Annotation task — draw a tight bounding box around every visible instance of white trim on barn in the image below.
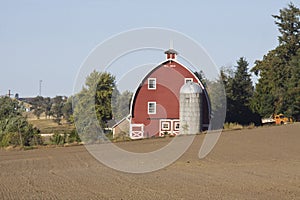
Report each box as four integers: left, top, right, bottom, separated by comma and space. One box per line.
129, 58, 209, 118
112, 115, 131, 138
147, 102, 156, 114
147, 78, 156, 90
130, 124, 144, 139
159, 119, 180, 136
184, 78, 193, 84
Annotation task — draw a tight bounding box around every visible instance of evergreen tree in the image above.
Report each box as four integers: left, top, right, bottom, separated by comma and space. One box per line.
285, 49, 300, 120
205, 73, 227, 130
251, 3, 300, 118
229, 58, 253, 106
224, 58, 260, 125
194, 70, 207, 87
273, 3, 300, 59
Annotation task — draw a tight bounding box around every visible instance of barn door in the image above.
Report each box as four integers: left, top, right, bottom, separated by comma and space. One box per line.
130, 124, 144, 139
159, 119, 180, 136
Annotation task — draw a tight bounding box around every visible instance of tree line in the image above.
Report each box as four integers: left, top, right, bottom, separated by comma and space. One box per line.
0, 97, 43, 147
1, 3, 299, 147
251, 3, 300, 121
74, 2, 300, 131
219, 3, 300, 125
27, 95, 73, 124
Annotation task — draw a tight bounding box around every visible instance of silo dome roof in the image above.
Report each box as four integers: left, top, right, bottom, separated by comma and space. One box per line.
180, 82, 202, 94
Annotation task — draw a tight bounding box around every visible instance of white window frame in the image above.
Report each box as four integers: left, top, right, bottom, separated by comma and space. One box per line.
147, 101, 156, 115
148, 102, 156, 114
185, 78, 193, 84
148, 78, 156, 90
161, 122, 170, 130
174, 121, 180, 131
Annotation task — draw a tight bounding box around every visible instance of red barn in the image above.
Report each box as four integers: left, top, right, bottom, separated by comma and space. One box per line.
126, 49, 210, 139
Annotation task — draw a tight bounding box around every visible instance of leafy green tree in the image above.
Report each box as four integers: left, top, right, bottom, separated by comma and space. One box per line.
67, 129, 81, 143
93, 71, 115, 127
31, 96, 44, 119
73, 70, 115, 143
30, 96, 54, 119
0, 96, 20, 118
0, 97, 42, 147
62, 97, 73, 123
50, 132, 66, 145
51, 96, 65, 125
43, 97, 52, 119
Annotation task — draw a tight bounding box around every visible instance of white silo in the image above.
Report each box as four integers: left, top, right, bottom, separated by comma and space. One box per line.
179, 82, 202, 134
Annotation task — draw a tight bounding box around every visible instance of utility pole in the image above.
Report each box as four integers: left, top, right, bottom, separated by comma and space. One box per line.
39, 80, 42, 96
7, 89, 13, 97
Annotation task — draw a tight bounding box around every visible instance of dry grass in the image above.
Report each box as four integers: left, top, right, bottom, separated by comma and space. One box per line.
29, 119, 75, 135
223, 122, 243, 130
223, 122, 258, 131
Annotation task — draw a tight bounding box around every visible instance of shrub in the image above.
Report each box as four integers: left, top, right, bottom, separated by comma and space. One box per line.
50, 132, 66, 145
67, 129, 81, 143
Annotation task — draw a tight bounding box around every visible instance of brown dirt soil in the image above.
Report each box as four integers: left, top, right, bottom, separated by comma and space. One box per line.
0, 123, 299, 199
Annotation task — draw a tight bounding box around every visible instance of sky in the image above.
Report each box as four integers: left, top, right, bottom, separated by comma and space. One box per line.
0, 0, 295, 97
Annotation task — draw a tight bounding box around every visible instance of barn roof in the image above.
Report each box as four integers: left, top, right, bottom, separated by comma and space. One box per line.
129, 58, 207, 118
111, 115, 130, 128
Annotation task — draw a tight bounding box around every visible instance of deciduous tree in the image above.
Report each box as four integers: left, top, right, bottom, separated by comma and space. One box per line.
73, 70, 115, 143
0, 97, 42, 147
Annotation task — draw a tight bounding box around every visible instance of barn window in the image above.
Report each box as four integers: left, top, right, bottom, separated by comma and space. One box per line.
148, 78, 156, 90
174, 122, 180, 130
161, 121, 170, 130
185, 78, 193, 84
148, 102, 156, 114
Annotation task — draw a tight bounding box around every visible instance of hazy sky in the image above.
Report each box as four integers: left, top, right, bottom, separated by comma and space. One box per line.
0, 0, 294, 97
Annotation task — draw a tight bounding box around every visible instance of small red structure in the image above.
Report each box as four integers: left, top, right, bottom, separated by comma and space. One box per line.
126, 49, 210, 139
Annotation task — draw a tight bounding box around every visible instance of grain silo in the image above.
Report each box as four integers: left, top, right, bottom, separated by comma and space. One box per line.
179, 82, 202, 134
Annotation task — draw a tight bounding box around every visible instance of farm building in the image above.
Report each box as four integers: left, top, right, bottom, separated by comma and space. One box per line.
113, 48, 211, 139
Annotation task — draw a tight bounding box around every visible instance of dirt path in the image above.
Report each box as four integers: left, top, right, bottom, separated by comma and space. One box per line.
0, 124, 299, 199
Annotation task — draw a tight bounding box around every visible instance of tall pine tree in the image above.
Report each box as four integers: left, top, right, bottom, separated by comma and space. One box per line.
285, 49, 300, 120
251, 3, 300, 118
229, 58, 253, 106
224, 58, 260, 125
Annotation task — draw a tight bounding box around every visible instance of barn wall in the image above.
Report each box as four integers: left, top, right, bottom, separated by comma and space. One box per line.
113, 119, 130, 138
131, 61, 207, 136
